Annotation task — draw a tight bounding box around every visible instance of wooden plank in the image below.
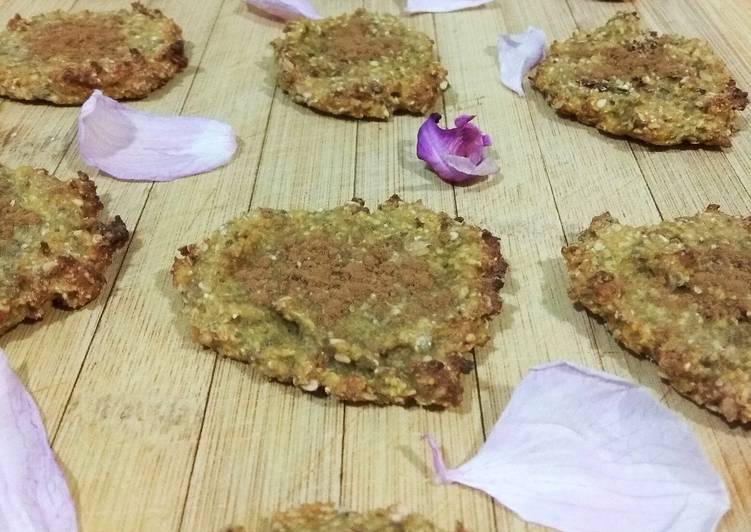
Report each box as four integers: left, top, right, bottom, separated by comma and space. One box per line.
637, 0, 751, 201
338, 4, 498, 531
564, 0, 751, 218
668, 6, 751, 517
0, 0, 94, 431
554, 3, 751, 530
179, 2, 361, 530
430, 2, 628, 530
2, 0, 751, 528
46, 0, 234, 530
609, 2, 751, 528
668, 0, 751, 211
565, 0, 751, 198
0, 0, 103, 171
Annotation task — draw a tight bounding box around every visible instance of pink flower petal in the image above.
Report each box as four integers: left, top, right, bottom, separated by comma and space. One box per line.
444, 154, 499, 176
245, 0, 320, 21
416, 114, 498, 184
498, 27, 546, 96
0, 350, 77, 532
406, 0, 493, 14
78, 90, 237, 182
422, 434, 451, 484
425, 362, 730, 532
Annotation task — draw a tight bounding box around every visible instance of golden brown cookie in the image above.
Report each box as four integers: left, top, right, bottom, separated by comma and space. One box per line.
271, 9, 447, 119
171, 196, 506, 407
563, 206, 751, 423
0, 165, 128, 334
0, 3, 186, 104
268, 502, 466, 532
532, 12, 748, 146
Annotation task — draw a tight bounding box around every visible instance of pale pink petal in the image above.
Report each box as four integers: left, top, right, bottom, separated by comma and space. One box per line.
245, 0, 320, 20
0, 350, 77, 532
444, 154, 499, 176
78, 90, 237, 182
425, 362, 730, 532
406, 0, 493, 14
423, 434, 451, 484
416, 114, 498, 184
498, 27, 546, 96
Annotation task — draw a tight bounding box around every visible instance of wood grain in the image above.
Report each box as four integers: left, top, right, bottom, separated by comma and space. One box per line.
181, 2, 360, 530
0, 0, 749, 530
340, 4, 497, 531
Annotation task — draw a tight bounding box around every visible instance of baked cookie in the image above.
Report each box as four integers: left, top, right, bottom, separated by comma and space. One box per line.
172, 196, 506, 407
0, 165, 128, 334
563, 206, 751, 422
532, 12, 748, 146
265, 503, 466, 532
271, 9, 447, 119
0, 3, 186, 104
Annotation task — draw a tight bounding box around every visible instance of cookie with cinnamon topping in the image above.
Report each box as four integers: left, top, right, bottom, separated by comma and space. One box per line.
271, 9, 447, 119
532, 12, 748, 146
171, 196, 506, 407
0, 165, 128, 334
563, 206, 751, 423
0, 3, 186, 104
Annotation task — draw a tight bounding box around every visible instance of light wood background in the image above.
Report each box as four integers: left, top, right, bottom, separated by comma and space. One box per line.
1, 0, 750, 530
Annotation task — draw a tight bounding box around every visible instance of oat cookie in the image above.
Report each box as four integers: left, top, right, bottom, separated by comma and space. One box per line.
267, 502, 466, 532
271, 9, 447, 119
0, 165, 128, 334
172, 196, 506, 407
532, 12, 748, 146
0, 3, 186, 104
563, 206, 751, 422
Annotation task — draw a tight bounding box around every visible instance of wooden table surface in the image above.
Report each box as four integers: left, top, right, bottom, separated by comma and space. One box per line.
2, 0, 751, 530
